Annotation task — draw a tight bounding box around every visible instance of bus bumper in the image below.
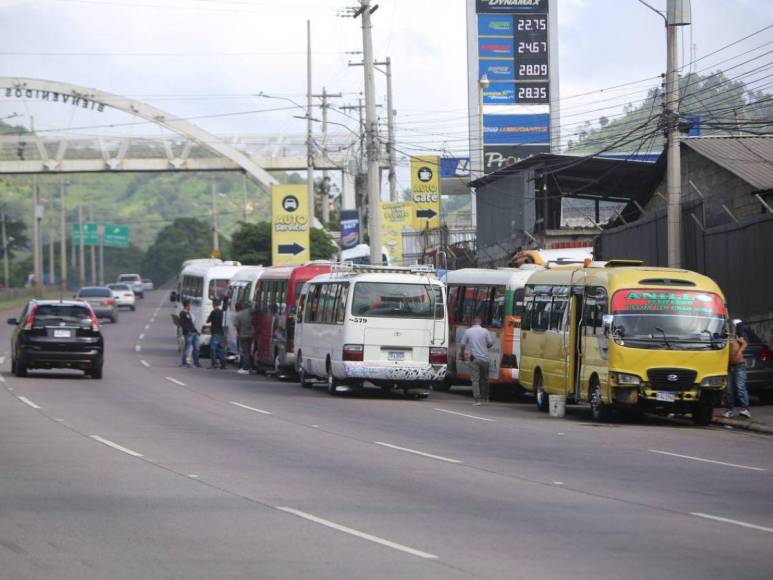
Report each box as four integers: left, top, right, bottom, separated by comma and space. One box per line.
338, 362, 447, 384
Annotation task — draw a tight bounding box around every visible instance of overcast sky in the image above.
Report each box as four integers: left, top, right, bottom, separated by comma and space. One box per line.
1, 0, 771, 162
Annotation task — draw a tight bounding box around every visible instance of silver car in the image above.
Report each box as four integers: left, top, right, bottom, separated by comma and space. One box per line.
76, 287, 119, 323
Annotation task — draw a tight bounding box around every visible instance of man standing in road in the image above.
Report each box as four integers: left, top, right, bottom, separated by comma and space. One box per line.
179, 299, 201, 368
207, 299, 227, 370
724, 319, 751, 419
460, 316, 494, 406
234, 301, 254, 375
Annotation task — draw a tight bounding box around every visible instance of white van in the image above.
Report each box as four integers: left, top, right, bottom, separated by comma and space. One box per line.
340, 244, 392, 266
177, 260, 242, 354
294, 264, 447, 398
224, 265, 264, 355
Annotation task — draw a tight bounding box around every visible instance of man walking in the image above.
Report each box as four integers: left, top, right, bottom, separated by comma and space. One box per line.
207, 299, 227, 370
460, 316, 494, 406
179, 300, 201, 368
234, 301, 254, 375
724, 319, 751, 419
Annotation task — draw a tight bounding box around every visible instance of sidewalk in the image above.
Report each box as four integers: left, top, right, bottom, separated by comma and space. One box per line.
712, 397, 773, 435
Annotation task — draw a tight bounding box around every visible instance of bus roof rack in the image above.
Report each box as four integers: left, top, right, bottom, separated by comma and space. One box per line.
331, 262, 437, 276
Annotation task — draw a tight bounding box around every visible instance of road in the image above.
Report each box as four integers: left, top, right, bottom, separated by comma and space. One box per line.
1, 294, 772, 579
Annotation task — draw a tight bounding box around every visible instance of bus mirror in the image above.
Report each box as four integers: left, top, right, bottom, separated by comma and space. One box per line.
602, 315, 614, 333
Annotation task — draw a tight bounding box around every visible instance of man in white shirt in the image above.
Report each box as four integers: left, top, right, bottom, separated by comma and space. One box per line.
460, 316, 494, 405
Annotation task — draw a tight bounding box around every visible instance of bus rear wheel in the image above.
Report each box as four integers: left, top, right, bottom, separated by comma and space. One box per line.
534, 373, 549, 412
327, 365, 339, 396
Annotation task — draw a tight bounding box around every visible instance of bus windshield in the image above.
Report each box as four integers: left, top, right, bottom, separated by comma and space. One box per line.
610, 289, 726, 349
352, 282, 444, 319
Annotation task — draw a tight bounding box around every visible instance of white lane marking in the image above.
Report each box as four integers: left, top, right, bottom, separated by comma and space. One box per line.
188, 474, 199, 478
0, 375, 6, 383
649, 449, 766, 472
230, 401, 272, 415
276, 507, 439, 560
17, 396, 41, 409
135, 345, 141, 352
140, 359, 150, 368
89, 435, 144, 458
374, 442, 461, 464
138, 334, 145, 341
165, 377, 186, 387
144, 324, 150, 331
0, 356, 5, 365
553, 481, 564, 486
434, 408, 495, 422
691, 512, 773, 534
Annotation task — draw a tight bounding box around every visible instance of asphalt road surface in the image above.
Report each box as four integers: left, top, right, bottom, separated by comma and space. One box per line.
1, 295, 772, 579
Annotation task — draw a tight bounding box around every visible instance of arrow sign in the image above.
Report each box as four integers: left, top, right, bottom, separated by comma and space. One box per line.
278, 242, 306, 256
416, 208, 438, 220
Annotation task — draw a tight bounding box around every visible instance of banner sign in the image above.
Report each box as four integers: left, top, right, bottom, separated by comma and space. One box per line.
483, 113, 550, 145
440, 158, 471, 178
611, 290, 725, 316
476, 0, 549, 13
103, 224, 129, 248
381, 201, 413, 265
483, 144, 549, 173
271, 184, 310, 266
410, 156, 441, 229
339, 209, 360, 250
72, 223, 99, 246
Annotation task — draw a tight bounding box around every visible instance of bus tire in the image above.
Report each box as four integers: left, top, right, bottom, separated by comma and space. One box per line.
298, 355, 313, 388
590, 378, 611, 422
327, 363, 339, 396
433, 378, 452, 392
534, 372, 549, 412
691, 402, 713, 426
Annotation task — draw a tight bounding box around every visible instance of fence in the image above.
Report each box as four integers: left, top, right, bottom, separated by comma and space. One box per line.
596, 205, 773, 342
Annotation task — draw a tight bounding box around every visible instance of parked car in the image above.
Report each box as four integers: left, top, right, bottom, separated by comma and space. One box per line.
117, 273, 144, 299
741, 325, 773, 404
76, 287, 119, 323
142, 278, 154, 292
107, 283, 136, 311
8, 300, 104, 378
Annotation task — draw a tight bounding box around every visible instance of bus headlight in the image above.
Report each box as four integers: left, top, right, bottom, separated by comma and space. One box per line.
610, 372, 642, 386
700, 375, 726, 388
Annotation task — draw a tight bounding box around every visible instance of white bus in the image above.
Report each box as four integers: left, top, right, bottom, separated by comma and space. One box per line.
293, 264, 447, 399
442, 267, 540, 393
340, 244, 392, 266
177, 260, 242, 355
224, 265, 264, 355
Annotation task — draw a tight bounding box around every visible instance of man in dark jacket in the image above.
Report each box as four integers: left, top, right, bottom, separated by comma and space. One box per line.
179, 300, 201, 368
207, 299, 227, 369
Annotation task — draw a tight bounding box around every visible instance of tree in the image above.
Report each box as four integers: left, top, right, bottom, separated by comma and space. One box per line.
140, 218, 213, 284
230, 221, 271, 266
310, 227, 337, 260
2, 217, 29, 259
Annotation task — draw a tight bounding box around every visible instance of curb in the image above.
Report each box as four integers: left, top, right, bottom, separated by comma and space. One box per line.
712, 416, 773, 435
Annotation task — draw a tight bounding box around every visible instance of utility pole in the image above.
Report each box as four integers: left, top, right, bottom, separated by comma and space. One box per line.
665, 0, 690, 268
48, 187, 55, 287
306, 19, 315, 224
354, 0, 383, 265
1, 205, 9, 289
88, 204, 96, 285
210, 175, 220, 256
312, 87, 342, 224
380, 58, 397, 202
78, 202, 85, 289
32, 176, 42, 297
98, 225, 104, 286
59, 176, 67, 292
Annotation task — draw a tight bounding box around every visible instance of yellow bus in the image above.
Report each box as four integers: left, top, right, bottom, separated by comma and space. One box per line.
519, 260, 729, 425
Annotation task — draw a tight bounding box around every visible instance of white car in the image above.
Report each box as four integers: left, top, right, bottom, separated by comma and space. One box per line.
142, 278, 154, 291
107, 283, 136, 310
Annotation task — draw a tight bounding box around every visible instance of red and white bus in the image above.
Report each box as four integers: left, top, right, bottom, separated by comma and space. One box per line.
440, 267, 540, 394
252, 261, 332, 374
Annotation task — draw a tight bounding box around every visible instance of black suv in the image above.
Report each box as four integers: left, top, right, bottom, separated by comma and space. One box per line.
9, 300, 104, 379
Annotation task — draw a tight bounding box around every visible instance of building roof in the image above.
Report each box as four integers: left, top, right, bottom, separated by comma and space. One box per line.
682, 136, 773, 191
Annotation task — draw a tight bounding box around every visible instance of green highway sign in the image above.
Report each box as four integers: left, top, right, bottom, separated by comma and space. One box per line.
72, 223, 99, 246
103, 224, 129, 248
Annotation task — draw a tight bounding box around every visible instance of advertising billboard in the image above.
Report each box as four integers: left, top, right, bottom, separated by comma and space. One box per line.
339, 209, 360, 250
410, 156, 441, 229
271, 184, 310, 266
483, 113, 550, 145
381, 201, 413, 265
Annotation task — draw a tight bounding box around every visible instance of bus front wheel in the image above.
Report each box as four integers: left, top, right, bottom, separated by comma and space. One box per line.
590, 379, 611, 422
535, 372, 549, 413
692, 402, 714, 426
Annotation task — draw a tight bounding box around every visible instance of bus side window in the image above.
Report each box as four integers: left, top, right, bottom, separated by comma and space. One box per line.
296, 292, 306, 323
320, 284, 335, 324
334, 283, 349, 324
461, 286, 477, 325
491, 286, 506, 328
532, 295, 552, 332
307, 285, 321, 322
522, 297, 533, 331
447, 287, 458, 323
476, 286, 493, 325
549, 298, 567, 331
513, 288, 526, 318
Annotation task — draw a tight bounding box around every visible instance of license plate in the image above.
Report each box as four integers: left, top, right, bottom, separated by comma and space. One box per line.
388, 351, 405, 361
53, 329, 72, 338
656, 391, 676, 403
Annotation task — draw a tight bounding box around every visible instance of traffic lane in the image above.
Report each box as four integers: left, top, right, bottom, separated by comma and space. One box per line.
131, 313, 773, 533
0, 382, 463, 579
8, 369, 773, 580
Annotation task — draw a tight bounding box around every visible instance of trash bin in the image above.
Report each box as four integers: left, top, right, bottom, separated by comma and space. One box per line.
549, 394, 566, 418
